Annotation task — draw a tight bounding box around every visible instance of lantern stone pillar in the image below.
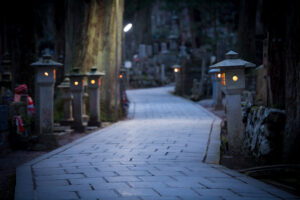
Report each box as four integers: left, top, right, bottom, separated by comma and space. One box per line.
58, 77, 74, 126
0, 53, 13, 104
69, 68, 87, 132
30, 50, 62, 135
87, 67, 105, 127
209, 68, 223, 110
210, 51, 255, 153
161, 64, 166, 84
172, 64, 181, 95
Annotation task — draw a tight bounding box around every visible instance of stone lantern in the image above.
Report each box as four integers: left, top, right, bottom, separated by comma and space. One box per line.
69, 68, 87, 132
208, 68, 222, 109
30, 50, 62, 135
86, 67, 105, 127
0, 53, 13, 104
1, 53, 12, 86
58, 77, 74, 126
210, 50, 255, 153
172, 64, 181, 94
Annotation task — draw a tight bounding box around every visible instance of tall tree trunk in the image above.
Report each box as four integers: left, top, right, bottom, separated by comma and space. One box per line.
65, 0, 124, 121
237, 0, 257, 62
283, 1, 300, 163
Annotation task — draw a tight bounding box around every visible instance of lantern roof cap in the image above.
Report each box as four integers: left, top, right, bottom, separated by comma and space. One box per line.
209, 50, 255, 69
86, 66, 105, 76
1, 52, 11, 65
208, 68, 220, 73
58, 77, 70, 88
172, 64, 181, 69
30, 49, 63, 67
68, 67, 86, 77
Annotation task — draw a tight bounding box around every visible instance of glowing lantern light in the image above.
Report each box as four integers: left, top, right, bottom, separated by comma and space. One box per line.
232, 75, 238, 82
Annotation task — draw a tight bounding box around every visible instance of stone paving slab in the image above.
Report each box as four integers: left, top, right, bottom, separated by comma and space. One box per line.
15, 86, 300, 200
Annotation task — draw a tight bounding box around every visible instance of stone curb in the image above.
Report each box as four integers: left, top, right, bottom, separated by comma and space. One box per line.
170, 93, 222, 164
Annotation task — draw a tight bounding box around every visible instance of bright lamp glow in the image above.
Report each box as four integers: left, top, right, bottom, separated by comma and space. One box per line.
232, 75, 238, 82
74, 81, 79, 86
91, 80, 96, 84
123, 23, 132, 32
44, 72, 49, 76
174, 68, 179, 73
217, 73, 222, 78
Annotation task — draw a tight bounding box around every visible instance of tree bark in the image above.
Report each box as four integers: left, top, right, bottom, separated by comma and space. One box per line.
237, 0, 257, 62
65, 0, 124, 120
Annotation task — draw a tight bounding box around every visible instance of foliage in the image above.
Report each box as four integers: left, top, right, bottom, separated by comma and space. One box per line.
100, 102, 114, 122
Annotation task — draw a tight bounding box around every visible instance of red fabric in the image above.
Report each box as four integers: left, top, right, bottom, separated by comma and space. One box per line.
15, 84, 28, 94
16, 116, 25, 133
14, 84, 35, 114
27, 96, 35, 114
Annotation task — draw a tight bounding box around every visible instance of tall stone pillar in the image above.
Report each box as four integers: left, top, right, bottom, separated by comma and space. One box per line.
69, 68, 87, 132
30, 50, 62, 135
87, 67, 105, 127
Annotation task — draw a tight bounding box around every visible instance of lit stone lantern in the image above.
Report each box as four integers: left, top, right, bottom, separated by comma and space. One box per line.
69, 68, 87, 132
172, 64, 181, 94
208, 68, 222, 109
86, 67, 105, 127
58, 77, 74, 125
0, 53, 13, 104
30, 50, 62, 135
210, 50, 255, 153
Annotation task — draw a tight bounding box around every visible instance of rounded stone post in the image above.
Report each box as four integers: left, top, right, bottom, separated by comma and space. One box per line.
30, 49, 62, 135
58, 77, 74, 125
69, 68, 87, 132
87, 67, 105, 127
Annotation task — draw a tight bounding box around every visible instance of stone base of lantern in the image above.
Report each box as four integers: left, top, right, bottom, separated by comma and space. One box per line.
214, 104, 223, 110
59, 119, 74, 126
37, 134, 59, 149
88, 120, 101, 127
83, 114, 89, 124
71, 122, 87, 133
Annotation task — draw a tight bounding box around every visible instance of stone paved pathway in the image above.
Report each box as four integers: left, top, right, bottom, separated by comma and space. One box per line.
15, 86, 299, 200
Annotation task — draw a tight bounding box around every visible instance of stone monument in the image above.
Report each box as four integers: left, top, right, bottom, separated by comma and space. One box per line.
210, 51, 255, 153
87, 67, 105, 127
69, 68, 87, 132
30, 49, 62, 135
209, 68, 223, 109
58, 77, 74, 125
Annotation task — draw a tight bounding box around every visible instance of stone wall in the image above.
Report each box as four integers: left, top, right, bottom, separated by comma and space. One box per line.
242, 105, 286, 162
